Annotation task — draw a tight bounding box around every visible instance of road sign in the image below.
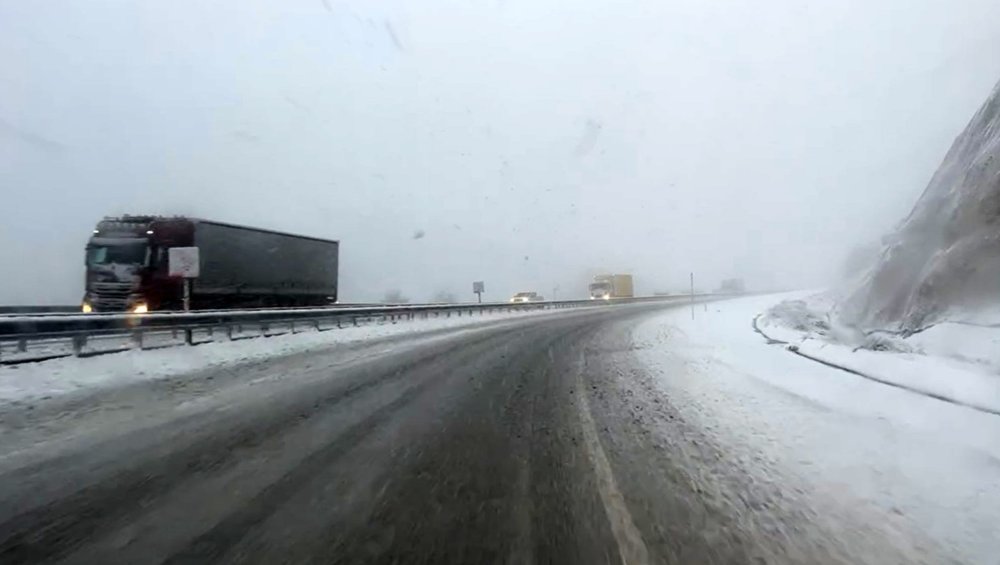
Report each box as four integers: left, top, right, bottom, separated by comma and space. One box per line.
169, 247, 200, 311
473, 281, 485, 293
168, 247, 200, 278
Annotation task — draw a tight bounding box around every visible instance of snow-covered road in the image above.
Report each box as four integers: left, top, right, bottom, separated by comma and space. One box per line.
631, 293, 1000, 563
0, 295, 995, 563
0, 306, 570, 406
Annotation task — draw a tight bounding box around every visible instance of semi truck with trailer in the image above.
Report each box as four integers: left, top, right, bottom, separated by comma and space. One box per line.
82, 215, 339, 312
588, 274, 634, 300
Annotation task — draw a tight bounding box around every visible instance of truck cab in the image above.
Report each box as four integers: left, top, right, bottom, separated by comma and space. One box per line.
589, 281, 613, 300
82, 216, 192, 313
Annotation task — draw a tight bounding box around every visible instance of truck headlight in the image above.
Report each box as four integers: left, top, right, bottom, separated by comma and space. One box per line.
130, 303, 149, 314
82, 302, 93, 313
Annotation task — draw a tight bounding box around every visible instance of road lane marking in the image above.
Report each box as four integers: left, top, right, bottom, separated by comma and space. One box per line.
574, 353, 650, 565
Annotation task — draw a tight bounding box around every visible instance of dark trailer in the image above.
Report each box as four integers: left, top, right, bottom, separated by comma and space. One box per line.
83, 216, 339, 312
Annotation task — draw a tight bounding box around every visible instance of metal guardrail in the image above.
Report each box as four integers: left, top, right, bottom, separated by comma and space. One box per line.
0, 297, 692, 365
0, 305, 79, 315
0, 303, 398, 318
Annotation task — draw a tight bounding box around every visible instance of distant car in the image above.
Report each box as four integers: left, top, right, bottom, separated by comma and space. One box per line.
510, 291, 544, 303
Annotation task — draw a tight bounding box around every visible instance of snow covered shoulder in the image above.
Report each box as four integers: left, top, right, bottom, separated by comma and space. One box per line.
758, 293, 1000, 415
632, 293, 1000, 563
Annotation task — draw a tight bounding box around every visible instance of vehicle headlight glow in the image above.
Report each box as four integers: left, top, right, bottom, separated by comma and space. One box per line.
130, 303, 149, 314
82, 302, 93, 313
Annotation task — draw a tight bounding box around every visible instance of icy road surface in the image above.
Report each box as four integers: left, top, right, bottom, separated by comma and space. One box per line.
0, 306, 569, 405
0, 296, 994, 563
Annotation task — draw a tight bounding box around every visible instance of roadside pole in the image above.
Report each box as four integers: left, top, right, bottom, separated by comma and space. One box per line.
183, 279, 192, 312
690, 272, 695, 320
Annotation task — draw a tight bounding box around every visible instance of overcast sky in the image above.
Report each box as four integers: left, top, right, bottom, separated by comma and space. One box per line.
2, 0, 999, 303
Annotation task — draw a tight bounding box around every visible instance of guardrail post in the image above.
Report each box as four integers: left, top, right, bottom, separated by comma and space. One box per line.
17, 338, 27, 353
184, 328, 194, 346
72, 334, 87, 356
290, 321, 298, 334
132, 330, 144, 350
227, 325, 234, 341
261, 324, 269, 337
352, 316, 358, 327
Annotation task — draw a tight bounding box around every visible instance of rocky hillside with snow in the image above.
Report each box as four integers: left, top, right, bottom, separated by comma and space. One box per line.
840, 80, 1000, 332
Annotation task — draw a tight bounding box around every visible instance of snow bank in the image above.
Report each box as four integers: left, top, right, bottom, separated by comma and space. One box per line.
760, 293, 1000, 414
908, 323, 1000, 368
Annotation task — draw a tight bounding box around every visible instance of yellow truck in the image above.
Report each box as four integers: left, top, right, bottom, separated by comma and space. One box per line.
589, 274, 634, 300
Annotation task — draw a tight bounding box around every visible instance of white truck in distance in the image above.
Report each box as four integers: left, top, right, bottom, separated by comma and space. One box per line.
589, 274, 634, 300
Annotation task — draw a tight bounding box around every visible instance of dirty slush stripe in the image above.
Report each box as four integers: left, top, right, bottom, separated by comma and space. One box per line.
574, 351, 650, 565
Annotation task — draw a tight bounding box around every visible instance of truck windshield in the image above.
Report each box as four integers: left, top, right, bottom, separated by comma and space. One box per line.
87, 243, 149, 266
